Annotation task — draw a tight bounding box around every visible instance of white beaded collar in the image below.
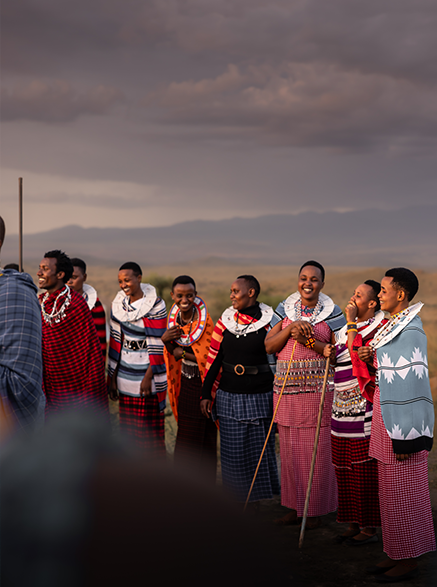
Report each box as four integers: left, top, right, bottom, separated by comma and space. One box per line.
221, 303, 273, 336
336, 310, 385, 345
370, 302, 423, 350
82, 283, 97, 311
112, 283, 157, 323
283, 291, 335, 325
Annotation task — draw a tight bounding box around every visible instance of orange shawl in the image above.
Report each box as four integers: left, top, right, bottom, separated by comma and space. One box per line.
164, 312, 215, 421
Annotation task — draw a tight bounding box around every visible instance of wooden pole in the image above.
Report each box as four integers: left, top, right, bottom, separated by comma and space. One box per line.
298, 357, 331, 548
243, 340, 297, 511
18, 178, 23, 272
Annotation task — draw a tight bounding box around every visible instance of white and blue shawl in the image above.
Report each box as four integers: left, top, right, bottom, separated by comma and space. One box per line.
374, 303, 434, 454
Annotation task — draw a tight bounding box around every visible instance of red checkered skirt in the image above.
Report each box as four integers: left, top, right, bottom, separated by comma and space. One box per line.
331, 436, 380, 527
278, 423, 337, 517
119, 393, 165, 455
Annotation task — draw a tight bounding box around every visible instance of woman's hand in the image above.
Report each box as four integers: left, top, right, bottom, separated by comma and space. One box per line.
290, 320, 314, 339
161, 325, 182, 343
108, 376, 118, 401
323, 343, 336, 362
395, 453, 411, 461
345, 300, 358, 323
200, 399, 211, 418
357, 346, 374, 364
140, 367, 153, 397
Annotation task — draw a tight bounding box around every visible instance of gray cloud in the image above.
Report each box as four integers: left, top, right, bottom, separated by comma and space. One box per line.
1, 80, 124, 122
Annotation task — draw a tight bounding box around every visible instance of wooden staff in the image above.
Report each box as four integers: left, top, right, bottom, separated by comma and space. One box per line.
18, 178, 23, 272
243, 340, 297, 511
298, 357, 331, 548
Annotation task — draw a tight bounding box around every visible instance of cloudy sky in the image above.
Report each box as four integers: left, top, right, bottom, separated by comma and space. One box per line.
1, 0, 436, 234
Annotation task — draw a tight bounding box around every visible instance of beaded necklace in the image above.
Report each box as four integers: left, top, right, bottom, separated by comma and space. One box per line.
294, 298, 323, 324
370, 307, 410, 349
177, 306, 197, 345
234, 313, 256, 338
41, 285, 72, 326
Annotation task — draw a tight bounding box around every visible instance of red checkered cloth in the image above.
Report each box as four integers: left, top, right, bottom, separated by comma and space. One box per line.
369, 386, 435, 558
40, 289, 108, 418
119, 392, 165, 455
91, 298, 107, 359
277, 423, 337, 517
332, 435, 380, 527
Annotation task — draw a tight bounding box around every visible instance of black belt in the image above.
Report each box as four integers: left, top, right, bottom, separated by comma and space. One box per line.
222, 362, 271, 376
123, 339, 147, 351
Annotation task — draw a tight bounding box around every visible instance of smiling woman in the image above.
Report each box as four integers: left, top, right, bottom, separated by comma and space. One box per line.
266, 261, 346, 527
200, 275, 279, 506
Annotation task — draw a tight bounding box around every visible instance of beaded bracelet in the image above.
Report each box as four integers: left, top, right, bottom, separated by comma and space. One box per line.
305, 336, 316, 349
181, 349, 186, 360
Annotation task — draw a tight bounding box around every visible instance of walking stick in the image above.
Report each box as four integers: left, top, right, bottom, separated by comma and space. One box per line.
298, 357, 331, 548
243, 340, 297, 511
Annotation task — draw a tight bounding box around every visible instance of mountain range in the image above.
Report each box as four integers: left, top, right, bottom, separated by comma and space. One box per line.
2, 205, 436, 268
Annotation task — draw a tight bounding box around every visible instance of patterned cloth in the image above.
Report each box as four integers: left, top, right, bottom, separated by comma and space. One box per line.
91, 299, 107, 359
164, 309, 214, 421
119, 393, 165, 455
39, 288, 108, 418
108, 290, 167, 412
0, 269, 45, 432
274, 311, 338, 517
213, 388, 280, 502
331, 436, 381, 527
331, 315, 384, 528
374, 310, 433, 454
370, 386, 435, 559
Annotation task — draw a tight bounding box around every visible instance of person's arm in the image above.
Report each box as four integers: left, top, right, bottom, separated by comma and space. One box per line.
140, 364, 153, 397
265, 320, 314, 354
200, 348, 223, 418
162, 326, 197, 362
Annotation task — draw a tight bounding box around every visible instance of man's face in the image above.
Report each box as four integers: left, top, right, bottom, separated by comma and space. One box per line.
37, 257, 64, 293
378, 276, 404, 315
67, 267, 86, 294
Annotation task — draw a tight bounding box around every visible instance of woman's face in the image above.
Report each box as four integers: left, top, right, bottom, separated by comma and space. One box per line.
230, 278, 255, 311
297, 265, 324, 306
349, 283, 376, 319
118, 270, 142, 301
171, 283, 196, 314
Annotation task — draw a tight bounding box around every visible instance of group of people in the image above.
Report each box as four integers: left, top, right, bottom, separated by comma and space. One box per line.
1, 213, 435, 583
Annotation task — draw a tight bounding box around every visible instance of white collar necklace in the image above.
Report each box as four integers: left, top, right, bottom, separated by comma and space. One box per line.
40, 285, 72, 326
221, 303, 273, 337
370, 302, 423, 350
283, 291, 334, 325
112, 283, 157, 323
82, 283, 97, 311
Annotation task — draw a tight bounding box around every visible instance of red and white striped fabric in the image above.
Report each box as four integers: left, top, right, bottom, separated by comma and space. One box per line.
370, 387, 436, 559
278, 424, 337, 516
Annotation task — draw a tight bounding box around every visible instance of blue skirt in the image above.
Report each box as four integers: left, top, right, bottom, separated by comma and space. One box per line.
213, 389, 280, 503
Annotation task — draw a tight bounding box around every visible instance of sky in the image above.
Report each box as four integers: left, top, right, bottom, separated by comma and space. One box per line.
1, 0, 437, 234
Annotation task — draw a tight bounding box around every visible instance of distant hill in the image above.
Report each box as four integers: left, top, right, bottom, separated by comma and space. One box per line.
2, 205, 436, 267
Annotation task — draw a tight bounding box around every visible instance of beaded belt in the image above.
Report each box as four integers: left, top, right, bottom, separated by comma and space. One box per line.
222, 362, 271, 376
332, 384, 367, 416
123, 339, 147, 351
181, 359, 200, 379
274, 359, 331, 394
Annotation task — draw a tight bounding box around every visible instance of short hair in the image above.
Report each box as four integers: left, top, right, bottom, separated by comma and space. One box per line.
385, 268, 419, 302
4, 263, 19, 271
364, 279, 381, 311
299, 260, 325, 282
0, 216, 5, 245
119, 262, 142, 276
70, 258, 86, 275
172, 275, 196, 291
44, 250, 74, 283
237, 275, 261, 299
